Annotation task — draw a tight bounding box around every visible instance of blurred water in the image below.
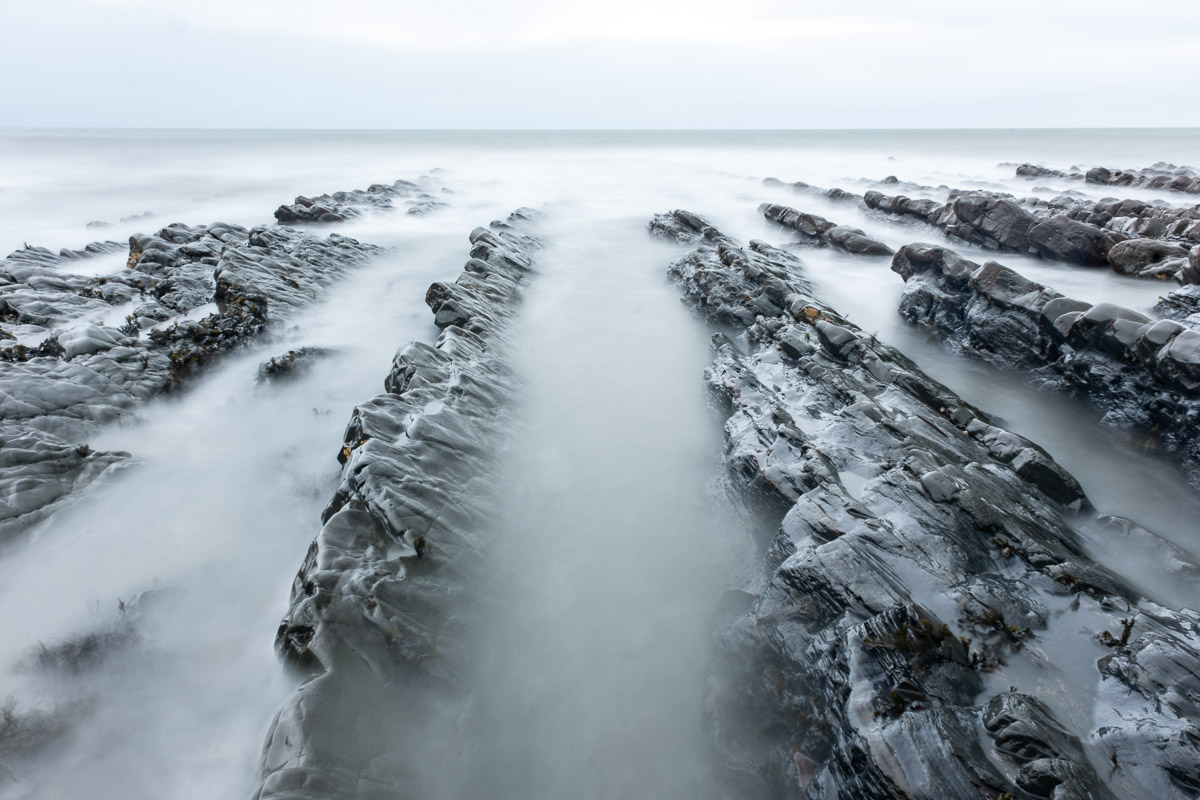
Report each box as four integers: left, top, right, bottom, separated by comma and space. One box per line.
1, 128, 1199, 798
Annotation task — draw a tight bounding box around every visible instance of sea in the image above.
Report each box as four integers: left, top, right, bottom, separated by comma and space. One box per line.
0, 128, 1198, 798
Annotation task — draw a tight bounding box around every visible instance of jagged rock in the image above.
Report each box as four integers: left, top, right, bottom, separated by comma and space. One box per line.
256, 347, 333, 384
759, 203, 894, 256
1015, 162, 1200, 195
273, 179, 447, 224
654, 210, 1159, 799
1015, 164, 1083, 181
0, 220, 382, 542
944, 193, 1037, 251
797, 176, 1200, 276
256, 212, 540, 800
1156, 283, 1200, 322
1094, 605, 1200, 797
983, 693, 1118, 800
1088, 163, 1200, 195
1184, 244, 1200, 285
863, 191, 944, 225
892, 242, 1200, 487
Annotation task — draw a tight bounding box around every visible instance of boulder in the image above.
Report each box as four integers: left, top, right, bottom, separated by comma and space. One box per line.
1108, 238, 1191, 278
1028, 217, 1112, 266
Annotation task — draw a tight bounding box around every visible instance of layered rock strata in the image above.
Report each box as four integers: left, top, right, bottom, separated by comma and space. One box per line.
256, 211, 539, 800
652, 209, 1199, 799
759, 203, 894, 256
1016, 162, 1200, 195
891, 242, 1200, 487
0, 223, 381, 541
766, 176, 1200, 281
274, 179, 448, 224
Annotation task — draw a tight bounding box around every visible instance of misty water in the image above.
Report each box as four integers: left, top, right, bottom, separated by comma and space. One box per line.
2, 129, 1200, 798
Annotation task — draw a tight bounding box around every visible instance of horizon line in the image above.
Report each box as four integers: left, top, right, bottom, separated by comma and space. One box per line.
4, 126, 1200, 134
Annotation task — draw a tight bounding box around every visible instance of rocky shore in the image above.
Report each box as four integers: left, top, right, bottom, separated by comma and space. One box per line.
767, 175, 1200, 282
256, 210, 539, 800
273, 177, 448, 224
4, 150, 1200, 800
0, 219, 382, 542
652, 209, 1199, 800
890, 243, 1200, 487
1015, 162, 1200, 196
759, 203, 894, 256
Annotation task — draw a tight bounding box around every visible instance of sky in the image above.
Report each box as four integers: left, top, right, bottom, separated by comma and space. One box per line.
2, 0, 1199, 129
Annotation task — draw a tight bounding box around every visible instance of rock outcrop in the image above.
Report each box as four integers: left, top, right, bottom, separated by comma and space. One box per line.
0, 222, 382, 541
891, 242, 1200, 487
759, 203, 894, 256
767, 175, 1200, 280
1016, 162, 1200, 195
273, 179, 448, 224
256, 211, 539, 800
652, 209, 1198, 799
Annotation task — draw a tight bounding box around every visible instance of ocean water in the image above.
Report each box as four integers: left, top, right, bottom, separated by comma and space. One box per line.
1, 128, 1199, 798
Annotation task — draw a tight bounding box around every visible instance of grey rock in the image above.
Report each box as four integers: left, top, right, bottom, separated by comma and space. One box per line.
1108, 238, 1191, 279
0, 428, 129, 541
256, 212, 540, 800
759, 203, 894, 256
655, 212, 1173, 799
274, 178, 447, 224
1028, 217, 1112, 266
891, 242, 1200, 487
256, 347, 333, 384
0, 214, 383, 543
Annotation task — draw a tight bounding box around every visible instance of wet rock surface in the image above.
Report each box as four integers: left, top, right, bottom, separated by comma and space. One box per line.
257, 211, 539, 800
652, 209, 1199, 799
1015, 162, 1200, 195
0, 216, 382, 542
891, 241, 1200, 487
256, 347, 334, 384
769, 175, 1200, 281
759, 203, 894, 256
273, 178, 448, 224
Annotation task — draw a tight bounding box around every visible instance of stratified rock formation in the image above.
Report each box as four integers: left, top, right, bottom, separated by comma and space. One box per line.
766, 176, 1200, 281
256, 210, 539, 800
1016, 162, 1200, 195
759, 203, 894, 256
274, 179, 448, 224
652, 209, 1199, 800
0, 222, 382, 541
891, 242, 1200, 487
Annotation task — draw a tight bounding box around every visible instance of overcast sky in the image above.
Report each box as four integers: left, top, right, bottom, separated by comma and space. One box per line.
3, 0, 1198, 129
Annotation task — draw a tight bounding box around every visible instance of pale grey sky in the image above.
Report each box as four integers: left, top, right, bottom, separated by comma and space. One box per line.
3, 0, 1198, 128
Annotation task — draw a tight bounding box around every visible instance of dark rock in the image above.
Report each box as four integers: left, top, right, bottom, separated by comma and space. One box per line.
0, 215, 383, 542
1028, 217, 1112, 266
1181, 244, 1200, 285
798, 175, 1200, 277
1108, 238, 1191, 280
256, 347, 333, 384
273, 178, 446, 225
1094, 606, 1200, 797
656, 212, 1166, 799
1078, 162, 1200, 195
1015, 164, 1082, 181
946, 193, 1037, 251
759, 203, 894, 256
256, 212, 540, 800
891, 241, 1200, 487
